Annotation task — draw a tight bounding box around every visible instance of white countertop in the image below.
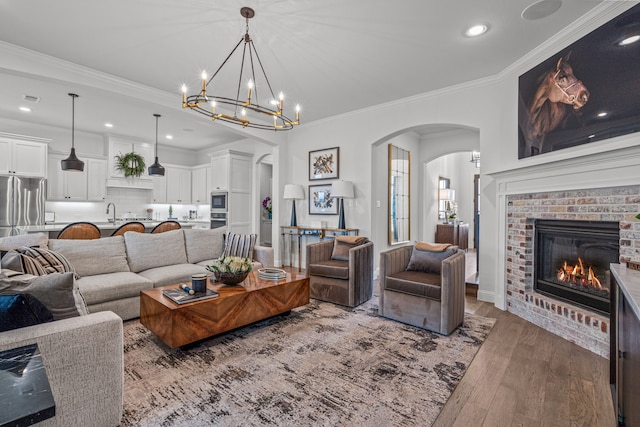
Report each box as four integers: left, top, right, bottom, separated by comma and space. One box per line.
18, 220, 202, 233
612, 263, 640, 320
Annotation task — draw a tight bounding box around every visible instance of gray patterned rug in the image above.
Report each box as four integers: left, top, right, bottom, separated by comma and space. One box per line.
121, 296, 495, 426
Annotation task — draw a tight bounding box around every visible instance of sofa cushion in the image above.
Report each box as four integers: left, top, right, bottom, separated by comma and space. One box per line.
0, 232, 48, 252
308, 259, 350, 280
0, 293, 54, 332
385, 270, 442, 300
406, 245, 458, 274
124, 229, 187, 273
76, 272, 153, 305
49, 236, 130, 277
138, 264, 208, 288
0, 270, 88, 320
331, 236, 368, 261
223, 232, 257, 260
7, 246, 76, 277
183, 228, 226, 264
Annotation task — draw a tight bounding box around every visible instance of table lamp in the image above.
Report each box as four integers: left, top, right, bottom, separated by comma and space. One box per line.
331, 180, 354, 229
283, 184, 304, 226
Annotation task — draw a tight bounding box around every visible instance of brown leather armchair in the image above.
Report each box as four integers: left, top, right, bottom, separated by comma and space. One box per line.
379, 243, 465, 335
306, 236, 374, 307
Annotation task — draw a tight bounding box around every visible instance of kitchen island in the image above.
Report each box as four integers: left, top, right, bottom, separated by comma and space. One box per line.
17, 220, 208, 238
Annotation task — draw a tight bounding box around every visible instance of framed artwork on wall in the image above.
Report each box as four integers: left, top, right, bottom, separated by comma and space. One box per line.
518, 3, 640, 159
309, 147, 339, 180
309, 184, 338, 215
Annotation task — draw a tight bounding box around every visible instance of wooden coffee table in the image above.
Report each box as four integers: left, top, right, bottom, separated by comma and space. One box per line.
140, 271, 309, 348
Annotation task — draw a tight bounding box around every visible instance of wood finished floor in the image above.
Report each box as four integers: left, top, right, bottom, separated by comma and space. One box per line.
433, 289, 615, 427
288, 249, 615, 427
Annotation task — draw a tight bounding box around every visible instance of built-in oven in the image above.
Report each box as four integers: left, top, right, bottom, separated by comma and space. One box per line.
210, 212, 227, 229
211, 191, 228, 212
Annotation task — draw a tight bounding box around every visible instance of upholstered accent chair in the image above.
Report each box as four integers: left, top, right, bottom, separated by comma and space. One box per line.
151, 220, 181, 233
379, 242, 465, 335
111, 221, 145, 236
306, 236, 374, 307
57, 222, 101, 240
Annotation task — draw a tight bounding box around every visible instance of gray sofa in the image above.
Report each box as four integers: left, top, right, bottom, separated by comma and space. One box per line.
0, 227, 272, 426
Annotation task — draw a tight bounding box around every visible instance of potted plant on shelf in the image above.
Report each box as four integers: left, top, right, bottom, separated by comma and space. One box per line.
114, 152, 145, 178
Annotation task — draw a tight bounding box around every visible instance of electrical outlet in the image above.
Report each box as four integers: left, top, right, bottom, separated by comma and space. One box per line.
376, 200, 381, 208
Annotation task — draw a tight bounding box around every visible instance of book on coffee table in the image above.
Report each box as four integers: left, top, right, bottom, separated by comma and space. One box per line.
162, 288, 219, 304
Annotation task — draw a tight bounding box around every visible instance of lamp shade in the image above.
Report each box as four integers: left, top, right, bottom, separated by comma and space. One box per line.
439, 188, 455, 201
283, 184, 304, 200
331, 180, 354, 199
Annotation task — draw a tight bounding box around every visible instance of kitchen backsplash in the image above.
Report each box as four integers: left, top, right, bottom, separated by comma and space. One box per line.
46, 187, 209, 223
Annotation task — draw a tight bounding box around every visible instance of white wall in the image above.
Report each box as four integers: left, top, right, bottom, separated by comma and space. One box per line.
281, 2, 639, 308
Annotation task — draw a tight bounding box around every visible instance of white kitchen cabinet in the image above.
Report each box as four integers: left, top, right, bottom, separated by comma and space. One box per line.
151, 175, 167, 203
47, 152, 87, 200
210, 155, 229, 191
166, 165, 192, 204
0, 136, 47, 177
191, 165, 211, 204
108, 138, 154, 178
87, 158, 107, 201
210, 150, 253, 234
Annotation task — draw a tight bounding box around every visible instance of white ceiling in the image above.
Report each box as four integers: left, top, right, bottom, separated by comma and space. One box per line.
0, 0, 610, 150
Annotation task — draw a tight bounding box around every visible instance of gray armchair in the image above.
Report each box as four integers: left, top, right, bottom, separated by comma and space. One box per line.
379, 244, 465, 335
306, 237, 374, 307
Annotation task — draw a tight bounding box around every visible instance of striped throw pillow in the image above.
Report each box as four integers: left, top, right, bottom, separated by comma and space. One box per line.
14, 246, 76, 277
222, 233, 257, 260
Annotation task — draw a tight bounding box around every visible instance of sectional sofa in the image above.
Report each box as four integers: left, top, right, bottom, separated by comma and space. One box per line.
0, 227, 272, 426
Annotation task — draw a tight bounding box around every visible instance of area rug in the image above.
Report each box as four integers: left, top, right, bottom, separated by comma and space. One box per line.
121, 296, 495, 426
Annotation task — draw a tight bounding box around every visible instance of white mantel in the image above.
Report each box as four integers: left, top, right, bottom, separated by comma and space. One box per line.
488, 143, 640, 311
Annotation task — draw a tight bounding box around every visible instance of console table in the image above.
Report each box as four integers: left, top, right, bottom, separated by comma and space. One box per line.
280, 226, 359, 271
435, 222, 469, 250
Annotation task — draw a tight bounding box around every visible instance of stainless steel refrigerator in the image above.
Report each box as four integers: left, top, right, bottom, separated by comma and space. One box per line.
0, 175, 46, 237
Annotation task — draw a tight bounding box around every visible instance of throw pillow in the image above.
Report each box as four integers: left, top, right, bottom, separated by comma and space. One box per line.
10, 246, 76, 277
406, 244, 458, 274
184, 227, 226, 264
331, 237, 369, 261
222, 233, 257, 260
0, 293, 54, 332
0, 271, 88, 320
49, 236, 130, 277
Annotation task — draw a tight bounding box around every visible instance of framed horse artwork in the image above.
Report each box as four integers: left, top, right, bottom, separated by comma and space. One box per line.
518, 3, 640, 159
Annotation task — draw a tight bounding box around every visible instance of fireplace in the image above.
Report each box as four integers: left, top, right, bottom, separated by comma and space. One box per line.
534, 220, 619, 315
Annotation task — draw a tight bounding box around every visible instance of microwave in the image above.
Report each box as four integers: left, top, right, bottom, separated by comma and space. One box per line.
211, 191, 228, 212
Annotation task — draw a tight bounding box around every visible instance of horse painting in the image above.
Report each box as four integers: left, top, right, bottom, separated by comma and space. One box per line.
522, 52, 590, 156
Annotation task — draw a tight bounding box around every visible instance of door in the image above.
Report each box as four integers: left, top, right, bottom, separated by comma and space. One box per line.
0, 176, 12, 227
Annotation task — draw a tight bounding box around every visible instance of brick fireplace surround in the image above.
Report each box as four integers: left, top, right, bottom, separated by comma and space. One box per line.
505, 185, 640, 357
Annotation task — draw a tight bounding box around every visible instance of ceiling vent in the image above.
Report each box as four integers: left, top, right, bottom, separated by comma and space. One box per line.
23, 94, 41, 103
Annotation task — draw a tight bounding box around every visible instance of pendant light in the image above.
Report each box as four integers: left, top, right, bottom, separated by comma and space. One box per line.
60, 93, 85, 172
148, 113, 165, 176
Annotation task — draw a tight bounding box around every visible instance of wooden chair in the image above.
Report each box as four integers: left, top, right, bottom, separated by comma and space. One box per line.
57, 222, 101, 240
150, 220, 181, 234
110, 221, 145, 236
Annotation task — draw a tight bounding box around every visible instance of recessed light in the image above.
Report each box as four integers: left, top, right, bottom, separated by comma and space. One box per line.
166, 135, 173, 140
588, 134, 595, 139
465, 24, 488, 37
597, 112, 607, 117
19, 106, 31, 112
619, 35, 640, 46
105, 123, 114, 128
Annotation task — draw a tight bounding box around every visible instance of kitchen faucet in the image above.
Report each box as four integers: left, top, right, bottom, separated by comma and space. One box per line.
106, 202, 116, 223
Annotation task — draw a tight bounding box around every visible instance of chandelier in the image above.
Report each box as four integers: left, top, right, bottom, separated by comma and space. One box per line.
181, 7, 300, 131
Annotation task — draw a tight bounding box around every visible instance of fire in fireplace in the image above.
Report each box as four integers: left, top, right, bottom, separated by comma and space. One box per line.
534, 220, 619, 315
